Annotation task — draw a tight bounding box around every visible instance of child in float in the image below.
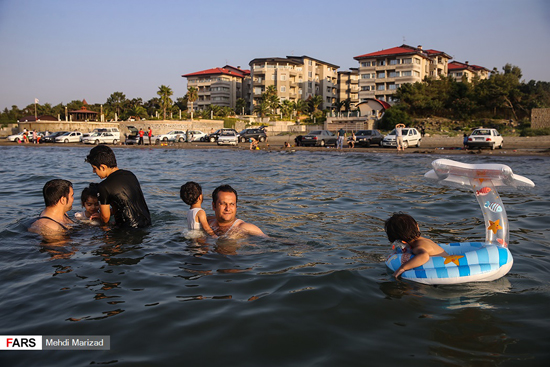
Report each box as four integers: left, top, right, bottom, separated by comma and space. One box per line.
384, 212, 448, 278
74, 183, 101, 223
180, 181, 217, 238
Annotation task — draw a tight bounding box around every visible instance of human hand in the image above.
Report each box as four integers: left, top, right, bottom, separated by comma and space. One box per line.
393, 268, 405, 279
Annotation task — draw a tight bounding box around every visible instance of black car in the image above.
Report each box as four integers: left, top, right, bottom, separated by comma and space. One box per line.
351, 130, 384, 147
238, 128, 267, 143
42, 131, 68, 143
203, 129, 239, 142
301, 130, 338, 147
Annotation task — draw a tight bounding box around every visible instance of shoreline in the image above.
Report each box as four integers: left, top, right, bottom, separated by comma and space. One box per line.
1, 135, 549, 157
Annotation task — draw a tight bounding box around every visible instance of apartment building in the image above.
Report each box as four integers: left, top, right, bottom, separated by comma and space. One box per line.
354, 44, 451, 103
248, 56, 339, 112
336, 68, 360, 108
182, 65, 250, 111
448, 61, 489, 82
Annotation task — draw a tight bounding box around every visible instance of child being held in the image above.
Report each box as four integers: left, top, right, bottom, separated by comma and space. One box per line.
180, 181, 217, 238
385, 212, 448, 278
75, 183, 101, 224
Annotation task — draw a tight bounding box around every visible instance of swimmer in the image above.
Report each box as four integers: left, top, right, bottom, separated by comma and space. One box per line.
384, 212, 448, 279
29, 179, 75, 239
208, 184, 267, 239
85, 145, 151, 228
180, 181, 217, 238
74, 183, 101, 223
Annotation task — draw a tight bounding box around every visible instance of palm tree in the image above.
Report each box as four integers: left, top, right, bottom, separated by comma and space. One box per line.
106, 92, 126, 120
310, 95, 323, 113
157, 85, 173, 120
186, 86, 198, 120
254, 99, 270, 118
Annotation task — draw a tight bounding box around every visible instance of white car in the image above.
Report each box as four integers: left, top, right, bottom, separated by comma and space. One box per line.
55, 131, 83, 143
82, 132, 119, 145
466, 128, 503, 150
154, 130, 187, 144
187, 130, 207, 142
381, 127, 421, 148
217, 131, 239, 146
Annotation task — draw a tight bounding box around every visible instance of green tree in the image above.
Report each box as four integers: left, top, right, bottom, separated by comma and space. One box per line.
253, 99, 270, 118
157, 85, 173, 120
105, 92, 126, 120
235, 98, 247, 115
378, 106, 412, 130
186, 86, 198, 120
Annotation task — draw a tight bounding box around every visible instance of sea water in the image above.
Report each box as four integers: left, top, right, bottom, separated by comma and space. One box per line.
0, 145, 549, 366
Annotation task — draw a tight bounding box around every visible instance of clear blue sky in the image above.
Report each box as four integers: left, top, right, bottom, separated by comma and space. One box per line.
1, 0, 549, 110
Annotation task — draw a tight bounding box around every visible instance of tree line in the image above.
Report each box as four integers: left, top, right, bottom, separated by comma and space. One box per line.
380, 64, 550, 130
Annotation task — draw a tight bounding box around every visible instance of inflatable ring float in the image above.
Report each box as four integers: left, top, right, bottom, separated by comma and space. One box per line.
385, 158, 535, 285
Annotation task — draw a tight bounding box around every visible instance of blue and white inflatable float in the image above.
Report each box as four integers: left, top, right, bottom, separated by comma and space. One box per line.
386, 158, 535, 285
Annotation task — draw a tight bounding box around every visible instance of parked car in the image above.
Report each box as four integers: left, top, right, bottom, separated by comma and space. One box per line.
204, 129, 240, 143
301, 130, 338, 147
238, 128, 267, 143
42, 131, 68, 143
55, 131, 83, 143
217, 131, 239, 146
351, 130, 384, 147
155, 130, 187, 144
124, 126, 153, 145
82, 132, 119, 145
466, 128, 503, 150
381, 128, 421, 148
187, 130, 207, 142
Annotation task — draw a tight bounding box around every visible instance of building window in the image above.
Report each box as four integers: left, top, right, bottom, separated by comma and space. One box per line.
361, 61, 371, 67
377, 72, 385, 78
361, 74, 370, 79
389, 59, 398, 65
401, 71, 412, 77
377, 85, 385, 91
299, 89, 302, 94
402, 58, 412, 64
361, 86, 370, 91
308, 71, 312, 78
377, 60, 386, 66
413, 71, 420, 77
389, 71, 399, 77
281, 75, 287, 81
414, 58, 421, 64
281, 86, 286, 92
388, 84, 397, 90
271, 75, 276, 80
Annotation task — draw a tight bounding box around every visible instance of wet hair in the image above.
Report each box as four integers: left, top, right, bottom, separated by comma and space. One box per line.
85, 145, 117, 168
81, 183, 99, 206
180, 181, 202, 205
212, 184, 238, 204
384, 212, 421, 243
43, 179, 73, 207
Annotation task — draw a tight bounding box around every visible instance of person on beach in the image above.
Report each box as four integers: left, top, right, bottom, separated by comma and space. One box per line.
463, 133, 469, 149
384, 212, 448, 279
180, 181, 217, 238
337, 128, 346, 149
249, 137, 258, 150
395, 123, 405, 151
85, 145, 151, 228
208, 184, 266, 239
148, 127, 152, 145
348, 132, 356, 148
29, 179, 75, 238
138, 128, 144, 145
74, 183, 101, 223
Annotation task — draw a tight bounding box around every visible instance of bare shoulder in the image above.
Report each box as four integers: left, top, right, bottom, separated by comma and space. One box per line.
415, 237, 446, 256
237, 221, 267, 237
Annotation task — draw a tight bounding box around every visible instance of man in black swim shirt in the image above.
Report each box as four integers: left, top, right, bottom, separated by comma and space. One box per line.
85, 145, 151, 228
29, 179, 75, 238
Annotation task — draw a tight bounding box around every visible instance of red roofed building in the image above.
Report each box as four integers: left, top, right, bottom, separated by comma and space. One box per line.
69, 99, 98, 121
448, 61, 489, 82
353, 44, 451, 104
182, 65, 250, 111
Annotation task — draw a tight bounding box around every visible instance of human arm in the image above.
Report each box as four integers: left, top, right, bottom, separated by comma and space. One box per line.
96, 204, 111, 224
393, 247, 430, 279
239, 222, 268, 238
197, 209, 218, 238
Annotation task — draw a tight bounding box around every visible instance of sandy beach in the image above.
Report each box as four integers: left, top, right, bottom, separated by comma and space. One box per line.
2, 134, 550, 156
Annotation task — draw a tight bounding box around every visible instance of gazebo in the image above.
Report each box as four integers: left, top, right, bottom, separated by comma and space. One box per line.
69, 99, 98, 121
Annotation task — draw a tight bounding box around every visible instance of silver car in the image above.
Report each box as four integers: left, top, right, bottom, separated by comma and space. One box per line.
217, 131, 239, 146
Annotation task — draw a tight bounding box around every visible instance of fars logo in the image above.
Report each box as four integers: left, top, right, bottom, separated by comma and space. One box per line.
0, 335, 42, 350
